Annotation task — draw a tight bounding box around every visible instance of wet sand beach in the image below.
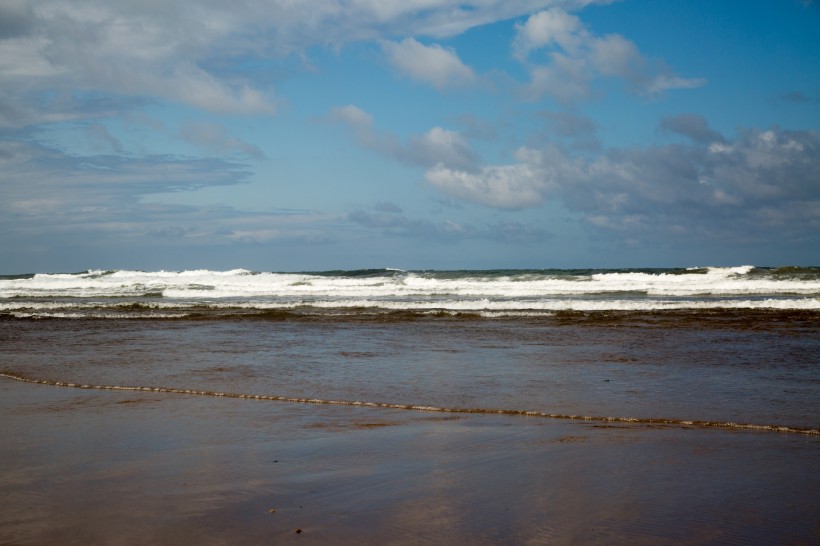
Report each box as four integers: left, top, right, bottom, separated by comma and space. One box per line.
2, 378, 819, 545
1, 313, 818, 545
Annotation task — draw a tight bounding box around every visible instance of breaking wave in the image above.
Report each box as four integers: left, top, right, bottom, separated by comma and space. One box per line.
1, 266, 818, 318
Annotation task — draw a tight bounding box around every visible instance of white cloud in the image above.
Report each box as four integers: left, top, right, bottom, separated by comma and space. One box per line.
0, 0, 613, 126
0, 140, 251, 217
330, 104, 374, 128
333, 105, 817, 233
660, 114, 725, 144
382, 38, 476, 89
513, 8, 583, 58
524, 53, 589, 101
406, 127, 477, 169
180, 121, 267, 159
165, 65, 276, 115
513, 8, 706, 100
425, 147, 548, 208
298, 0, 609, 42
330, 105, 478, 169
588, 34, 640, 78
0, 35, 62, 77
86, 123, 124, 153
647, 75, 707, 95
0, 1, 279, 123
0, 139, 337, 263
708, 142, 733, 154
419, 124, 820, 245
329, 104, 382, 152
539, 110, 600, 150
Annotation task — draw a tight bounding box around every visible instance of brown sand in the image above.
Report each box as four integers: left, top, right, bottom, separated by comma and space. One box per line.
1, 378, 818, 545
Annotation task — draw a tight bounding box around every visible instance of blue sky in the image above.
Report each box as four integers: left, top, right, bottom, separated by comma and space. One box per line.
1, 0, 818, 273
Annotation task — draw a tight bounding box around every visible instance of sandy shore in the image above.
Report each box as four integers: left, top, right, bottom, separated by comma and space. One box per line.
2, 378, 818, 545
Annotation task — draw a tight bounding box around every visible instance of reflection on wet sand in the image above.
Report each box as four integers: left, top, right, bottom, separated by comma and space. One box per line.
3, 371, 818, 435
1, 380, 818, 545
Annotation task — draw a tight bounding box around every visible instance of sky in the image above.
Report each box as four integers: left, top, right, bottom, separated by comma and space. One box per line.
1, 0, 819, 273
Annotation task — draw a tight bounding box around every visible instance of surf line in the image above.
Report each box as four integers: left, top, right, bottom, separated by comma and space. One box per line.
2, 371, 818, 436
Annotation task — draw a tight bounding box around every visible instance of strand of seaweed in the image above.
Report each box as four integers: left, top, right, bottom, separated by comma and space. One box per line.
2, 371, 818, 436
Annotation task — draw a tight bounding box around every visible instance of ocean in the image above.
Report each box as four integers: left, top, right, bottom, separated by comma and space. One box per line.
2, 265, 819, 318
1, 266, 818, 544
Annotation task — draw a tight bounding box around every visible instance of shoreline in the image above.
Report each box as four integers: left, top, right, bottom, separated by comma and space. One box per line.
3, 371, 818, 436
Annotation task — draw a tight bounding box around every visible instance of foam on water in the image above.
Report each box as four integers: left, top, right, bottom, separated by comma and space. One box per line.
2, 266, 818, 315
2, 297, 818, 314
9, 312, 191, 319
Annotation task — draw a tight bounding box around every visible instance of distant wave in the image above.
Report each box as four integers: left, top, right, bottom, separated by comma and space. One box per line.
2, 266, 818, 316
2, 298, 819, 317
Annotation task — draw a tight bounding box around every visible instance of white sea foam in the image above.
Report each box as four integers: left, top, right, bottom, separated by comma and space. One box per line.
2, 266, 818, 312
2, 297, 818, 313
10, 311, 190, 319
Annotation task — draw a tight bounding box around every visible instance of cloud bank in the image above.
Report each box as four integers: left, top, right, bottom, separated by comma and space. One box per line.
0, 0, 608, 126
332, 100, 819, 247
422, 124, 820, 244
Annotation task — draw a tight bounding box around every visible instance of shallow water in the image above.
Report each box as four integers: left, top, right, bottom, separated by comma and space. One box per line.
2, 314, 818, 429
